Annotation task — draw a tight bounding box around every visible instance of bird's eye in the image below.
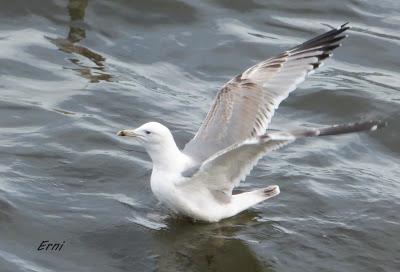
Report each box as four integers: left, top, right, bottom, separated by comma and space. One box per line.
145, 130, 151, 135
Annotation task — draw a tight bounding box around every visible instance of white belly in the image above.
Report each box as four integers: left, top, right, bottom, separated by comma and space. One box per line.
150, 173, 234, 222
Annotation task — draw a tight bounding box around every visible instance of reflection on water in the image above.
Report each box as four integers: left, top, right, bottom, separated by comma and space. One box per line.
152, 213, 273, 272
67, 0, 89, 43
47, 0, 111, 83
0, 0, 399, 271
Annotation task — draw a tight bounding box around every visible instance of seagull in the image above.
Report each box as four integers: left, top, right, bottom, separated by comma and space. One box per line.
117, 23, 386, 222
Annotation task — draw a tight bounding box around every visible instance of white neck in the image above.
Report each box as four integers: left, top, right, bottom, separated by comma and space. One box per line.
146, 140, 188, 173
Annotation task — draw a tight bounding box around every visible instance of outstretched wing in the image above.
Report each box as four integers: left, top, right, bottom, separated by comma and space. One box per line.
183, 23, 350, 162
181, 135, 293, 202
181, 120, 385, 202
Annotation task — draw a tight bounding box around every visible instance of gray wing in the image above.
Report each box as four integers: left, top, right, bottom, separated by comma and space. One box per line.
183, 23, 350, 162
181, 120, 385, 202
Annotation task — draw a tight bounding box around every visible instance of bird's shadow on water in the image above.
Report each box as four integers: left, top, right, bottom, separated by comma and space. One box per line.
148, 212, 276, 272
78, 208, 276, 272
107, 165, 287, 272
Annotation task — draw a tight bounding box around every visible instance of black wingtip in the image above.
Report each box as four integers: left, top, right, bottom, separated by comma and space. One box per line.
339, 22, 351, 32
289, 120, 387, 139
341, 22, 350, 28
290, 22, 351, 53
317, 120, 387, 136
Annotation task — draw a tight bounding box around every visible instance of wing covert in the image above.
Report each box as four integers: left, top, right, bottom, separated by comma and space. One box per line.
183, 23, 350, 162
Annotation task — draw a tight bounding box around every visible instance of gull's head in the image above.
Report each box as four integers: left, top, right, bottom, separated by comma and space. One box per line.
117, 122, 176, 153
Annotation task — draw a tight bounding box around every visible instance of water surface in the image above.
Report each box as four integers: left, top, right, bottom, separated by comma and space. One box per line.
0, 0, 399, 271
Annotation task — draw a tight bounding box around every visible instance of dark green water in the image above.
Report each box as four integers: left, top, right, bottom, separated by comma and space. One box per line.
0, 1, 399, 271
